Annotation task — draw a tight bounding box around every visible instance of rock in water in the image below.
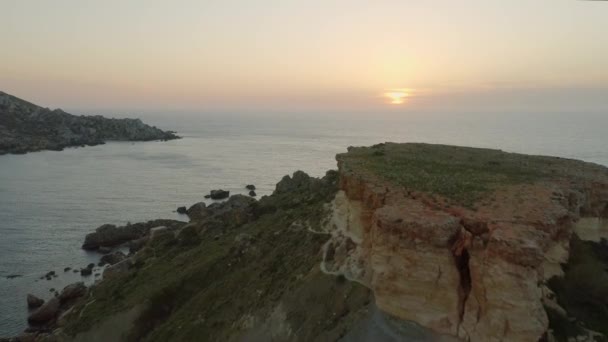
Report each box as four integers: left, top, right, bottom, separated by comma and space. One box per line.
186, 202, 207, 221
26, 294, 44, 308
28, 297, 59, 323
245, 184, 256, 190
0, 91, 179, 155
209, 189, 230, 200
249, 190, 257, 197
177, 206, 187, 214
82, 219, 184, 250
80, 267, 92, 276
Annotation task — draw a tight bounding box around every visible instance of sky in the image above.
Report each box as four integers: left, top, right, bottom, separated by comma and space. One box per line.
1, 0, 607, 116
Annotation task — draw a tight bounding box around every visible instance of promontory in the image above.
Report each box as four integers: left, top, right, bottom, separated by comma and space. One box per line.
0, 91, 179, 155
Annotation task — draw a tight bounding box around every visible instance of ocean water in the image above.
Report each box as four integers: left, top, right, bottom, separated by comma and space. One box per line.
1, 113, 607, 336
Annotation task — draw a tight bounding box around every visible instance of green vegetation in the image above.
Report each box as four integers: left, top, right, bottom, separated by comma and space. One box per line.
548, 235, 608, 341
339, 143, 566, 206
62, 170, 371, 341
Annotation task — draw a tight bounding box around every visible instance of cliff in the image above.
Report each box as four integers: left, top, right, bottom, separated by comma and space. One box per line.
7, 143, 608, 342
0, 91, 179, 155
325, 143, 608, 341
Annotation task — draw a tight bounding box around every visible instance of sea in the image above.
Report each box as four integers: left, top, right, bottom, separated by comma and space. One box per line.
1, 112, 607, 336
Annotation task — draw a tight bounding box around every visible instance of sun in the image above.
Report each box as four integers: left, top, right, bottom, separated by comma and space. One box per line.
384, 89, 410, 105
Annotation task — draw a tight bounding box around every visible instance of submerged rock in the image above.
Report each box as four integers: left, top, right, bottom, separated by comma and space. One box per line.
80, 264, 93, 276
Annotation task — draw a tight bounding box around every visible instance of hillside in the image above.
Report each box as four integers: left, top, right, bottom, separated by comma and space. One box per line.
7, 143, 608, 342
0, 92, 179, 155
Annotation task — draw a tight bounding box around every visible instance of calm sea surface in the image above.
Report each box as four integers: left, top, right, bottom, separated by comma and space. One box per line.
1, 113, 607, 336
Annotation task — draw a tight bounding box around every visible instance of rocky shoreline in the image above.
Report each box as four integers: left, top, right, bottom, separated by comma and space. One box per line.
0, 91, 179, 155
3, 144, 608, 342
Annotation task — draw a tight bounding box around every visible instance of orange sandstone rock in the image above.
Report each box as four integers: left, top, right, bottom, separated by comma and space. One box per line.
323, 143, 608, 342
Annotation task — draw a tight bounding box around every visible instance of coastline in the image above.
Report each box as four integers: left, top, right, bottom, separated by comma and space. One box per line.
3, 143, 608, 341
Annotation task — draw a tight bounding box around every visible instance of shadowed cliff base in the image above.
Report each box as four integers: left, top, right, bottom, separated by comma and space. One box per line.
6, 143, 608, 342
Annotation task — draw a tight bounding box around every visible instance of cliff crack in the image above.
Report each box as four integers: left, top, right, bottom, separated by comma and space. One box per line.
453, 246, 472, 334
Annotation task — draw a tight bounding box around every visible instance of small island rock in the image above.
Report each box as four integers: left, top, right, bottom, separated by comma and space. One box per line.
209, 189, 230, 200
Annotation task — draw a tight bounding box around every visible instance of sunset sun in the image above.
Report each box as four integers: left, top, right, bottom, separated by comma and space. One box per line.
384, 89, 410, 105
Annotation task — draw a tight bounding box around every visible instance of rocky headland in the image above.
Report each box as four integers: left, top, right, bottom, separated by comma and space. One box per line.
4, 143, 608, 342
0, 91, 179, 155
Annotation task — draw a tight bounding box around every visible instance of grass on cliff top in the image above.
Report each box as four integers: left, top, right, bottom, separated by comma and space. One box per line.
338, 143, 572, 206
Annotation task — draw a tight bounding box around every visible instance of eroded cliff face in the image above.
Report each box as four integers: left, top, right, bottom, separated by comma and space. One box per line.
323, 143, 608, 342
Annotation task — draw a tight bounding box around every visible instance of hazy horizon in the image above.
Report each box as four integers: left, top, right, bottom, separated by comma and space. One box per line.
2, 0, 607, 116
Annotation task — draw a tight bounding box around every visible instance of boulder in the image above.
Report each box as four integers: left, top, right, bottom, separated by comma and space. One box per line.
206, 195, 257, 227
15, 333, 36, 342
128, 236, 149, 254
177, 223, 202, 246
103, 259, 133, 279
177, 206, 187, 214
209, 189, 230, 200
82, 219, 185, 250
99, 251, 127, 266
275, 170, 311, 193
233, 233, 255, 255
186, 202, 208, 221
148, 227, 176, 247
28, 297, 60, 323
246, 184, 256, 190
58, 282, 87, 303
98, 246, 112, 254
249, 190, 257, 197
27, 294, 44, 308
82, 224, 139, 250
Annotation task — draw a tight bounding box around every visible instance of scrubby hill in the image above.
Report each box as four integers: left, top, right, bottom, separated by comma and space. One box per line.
0, 91, 179, 155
